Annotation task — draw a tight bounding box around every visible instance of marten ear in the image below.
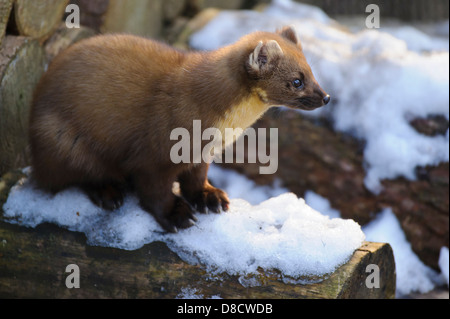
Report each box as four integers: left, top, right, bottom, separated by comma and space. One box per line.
248, 40, 283, 74
277, 26, 302, 50
277, 26, 298, 44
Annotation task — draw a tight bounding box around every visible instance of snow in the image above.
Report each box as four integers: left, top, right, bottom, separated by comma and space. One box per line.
2, 167, 365, 279
176, 287, 222, 299
363, 208, 443, 297
304, 190, 341, 219
176, 287, 204, 299
189, 0, 449, 193
439, 247, 449, 288
207, 165, 288, 205
304, 190, 446, 296
381, 25, 449, 52
165, 192, 364, 277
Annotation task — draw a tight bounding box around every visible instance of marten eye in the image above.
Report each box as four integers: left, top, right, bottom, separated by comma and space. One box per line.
292, 79, 304, 89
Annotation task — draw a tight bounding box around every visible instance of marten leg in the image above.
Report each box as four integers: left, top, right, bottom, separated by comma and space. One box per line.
178, 163, 230, 214
82, 182, 125, 211
134, 169, 196, 233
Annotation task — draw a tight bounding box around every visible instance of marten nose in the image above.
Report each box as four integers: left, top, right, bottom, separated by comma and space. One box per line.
323, 95, 331, 105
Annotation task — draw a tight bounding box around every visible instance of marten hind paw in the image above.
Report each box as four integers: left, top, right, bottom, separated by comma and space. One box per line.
83, 183, 125, 211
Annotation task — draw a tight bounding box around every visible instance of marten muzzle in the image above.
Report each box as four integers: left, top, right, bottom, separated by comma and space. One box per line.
296, 92, 331, 110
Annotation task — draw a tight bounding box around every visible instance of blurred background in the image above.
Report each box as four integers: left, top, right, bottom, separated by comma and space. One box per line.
0, 0, 448, 298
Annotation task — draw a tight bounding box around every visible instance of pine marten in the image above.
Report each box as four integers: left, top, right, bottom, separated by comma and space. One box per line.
29, 26, 330, 233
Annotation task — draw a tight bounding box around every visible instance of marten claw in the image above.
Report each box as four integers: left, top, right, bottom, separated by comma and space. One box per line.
184, 187, 229, 214
166, 196, 197, 231
205, 192, 219, 213
208, 187, 230, 214
192, 194, 207, 214
83, 184, 125, 211
166, 225, 178, 234
221, 201, 230, 212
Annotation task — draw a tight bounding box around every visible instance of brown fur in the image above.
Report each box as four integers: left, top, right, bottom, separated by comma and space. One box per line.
29, 27, 329, 232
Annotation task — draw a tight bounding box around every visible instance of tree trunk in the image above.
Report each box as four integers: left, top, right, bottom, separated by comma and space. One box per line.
0, 36, 45, 176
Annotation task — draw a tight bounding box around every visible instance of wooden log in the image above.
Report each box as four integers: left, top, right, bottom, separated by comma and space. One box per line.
0, 36, 45, 176
0, 170, 396, 299
101, 0, 163, 39
12, 0, 69, 41
71, 0, 167, 39
0, 0, 13, 46
163, 0, 187, 22
173, 7, 220, 49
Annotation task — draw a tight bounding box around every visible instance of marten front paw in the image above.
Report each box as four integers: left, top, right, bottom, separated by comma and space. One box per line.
159, 196, 197, 233
187, 186, 230, 214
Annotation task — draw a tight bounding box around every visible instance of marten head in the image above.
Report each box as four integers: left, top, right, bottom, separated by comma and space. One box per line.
246, 26, 330, 110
